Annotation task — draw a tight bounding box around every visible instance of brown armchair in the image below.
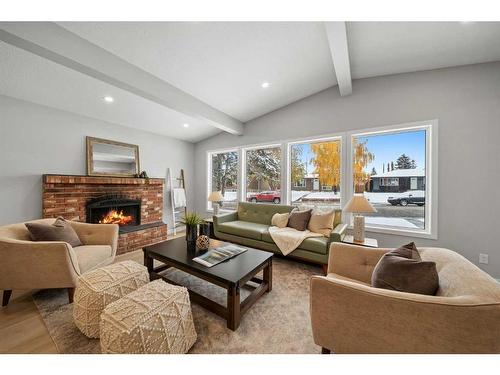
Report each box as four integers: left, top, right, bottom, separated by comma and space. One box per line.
0, 219, 118, 306
310, 242, 500, 353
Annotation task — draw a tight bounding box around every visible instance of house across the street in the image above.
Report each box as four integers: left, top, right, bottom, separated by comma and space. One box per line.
293, 173, 338, 192
369, 169, 425, 192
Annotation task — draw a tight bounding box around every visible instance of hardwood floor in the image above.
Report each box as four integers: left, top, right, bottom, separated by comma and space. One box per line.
0, 234, 183, 354
0, 289, 58, 353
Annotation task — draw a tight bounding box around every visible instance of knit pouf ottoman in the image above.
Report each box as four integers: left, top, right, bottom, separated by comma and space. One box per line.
73, 260, 149, 338
100, 279, 197, 354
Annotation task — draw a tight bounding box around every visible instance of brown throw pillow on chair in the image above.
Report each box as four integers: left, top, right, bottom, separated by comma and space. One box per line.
371, 242, 439, 295
287, 209, 312, 231
25, 217, 82, 247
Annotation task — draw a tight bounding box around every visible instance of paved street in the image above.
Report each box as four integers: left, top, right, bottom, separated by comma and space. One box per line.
369, 204, 424, 218
367, 204, 425, 229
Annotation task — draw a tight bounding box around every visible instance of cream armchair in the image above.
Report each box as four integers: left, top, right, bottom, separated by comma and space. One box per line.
310, 242, 500, 354
0, 219, 118, 306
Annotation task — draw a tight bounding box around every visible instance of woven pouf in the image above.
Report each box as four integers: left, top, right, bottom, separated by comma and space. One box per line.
100, 279, 197, 354
73, 260, 149, 338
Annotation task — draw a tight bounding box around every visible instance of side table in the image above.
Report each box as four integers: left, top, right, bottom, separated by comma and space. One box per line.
341, 235, 378, 248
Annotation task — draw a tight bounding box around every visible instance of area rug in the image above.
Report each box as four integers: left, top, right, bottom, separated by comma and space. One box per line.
33, 257, 322, 354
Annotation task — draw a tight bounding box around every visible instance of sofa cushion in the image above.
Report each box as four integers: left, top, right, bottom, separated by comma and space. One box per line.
25, 217, 82, 247
74, 245, 113, 273
371, 243, 439, 295
261, 228, 329, 254
308, 210, 335, 237
217, 221, 269, 241
271, 212, 289, 228
391, 241, 421, 260
297, 205, 342, 225
237, 202, 293, 225
287, 209, 312, 231
298, 236, 329, 255
262, 229, 274, 243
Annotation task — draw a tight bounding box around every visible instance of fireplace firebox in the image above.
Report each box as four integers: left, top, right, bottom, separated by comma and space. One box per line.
86, 195, 141, 232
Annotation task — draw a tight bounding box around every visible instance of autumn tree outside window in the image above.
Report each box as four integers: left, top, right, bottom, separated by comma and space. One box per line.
289, 138, 342, 210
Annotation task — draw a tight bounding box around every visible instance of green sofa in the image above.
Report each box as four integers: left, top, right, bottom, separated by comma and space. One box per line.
213, 202, 347, 266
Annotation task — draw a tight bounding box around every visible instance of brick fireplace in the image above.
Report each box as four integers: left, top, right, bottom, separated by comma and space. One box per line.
42, 174, 168, 254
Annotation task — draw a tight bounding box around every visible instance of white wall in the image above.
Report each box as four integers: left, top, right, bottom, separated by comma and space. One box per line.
194, 62, 500, 278
0, 95, 195, 231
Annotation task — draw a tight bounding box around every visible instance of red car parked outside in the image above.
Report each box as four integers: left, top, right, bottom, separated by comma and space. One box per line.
247, 191, 281, 204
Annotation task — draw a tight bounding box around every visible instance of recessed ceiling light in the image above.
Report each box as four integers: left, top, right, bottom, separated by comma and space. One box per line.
261, 82, 270, 89
103, 96, 114, 103
183, 123, 189, 128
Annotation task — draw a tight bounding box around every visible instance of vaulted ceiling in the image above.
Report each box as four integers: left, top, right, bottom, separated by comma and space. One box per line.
1, 22, 500, 143
59, 22, 338, 122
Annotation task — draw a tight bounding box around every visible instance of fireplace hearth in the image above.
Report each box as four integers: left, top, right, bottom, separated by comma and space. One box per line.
86, 195, 141, 232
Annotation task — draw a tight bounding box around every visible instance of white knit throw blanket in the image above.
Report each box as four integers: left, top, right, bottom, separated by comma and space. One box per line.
268, 226, 323, 256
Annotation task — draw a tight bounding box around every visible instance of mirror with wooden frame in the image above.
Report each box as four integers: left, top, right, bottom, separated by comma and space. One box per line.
86, 137, 140, 177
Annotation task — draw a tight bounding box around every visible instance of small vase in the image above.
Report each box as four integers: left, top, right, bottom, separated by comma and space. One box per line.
186, 224, 198, 243
186, 240, 197, 254
199, 223, 210, 237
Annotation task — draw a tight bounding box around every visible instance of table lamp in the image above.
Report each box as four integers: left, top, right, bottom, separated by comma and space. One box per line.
208, 191, 224, 215
344, 194, 376, 242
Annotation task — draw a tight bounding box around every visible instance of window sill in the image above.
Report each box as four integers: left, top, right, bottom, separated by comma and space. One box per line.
348, 224, 437, 240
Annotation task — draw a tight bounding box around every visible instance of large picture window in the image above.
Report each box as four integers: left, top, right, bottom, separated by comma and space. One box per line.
244, 146, 282, 204
207, 121, 436, 238
288, 138, 341, 210
351, 126, 431, 234
208, 150, 238, 211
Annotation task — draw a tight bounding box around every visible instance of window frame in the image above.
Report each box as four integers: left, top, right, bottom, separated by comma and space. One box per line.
286, 135, 345, 208
206, 148, 239, 212
205, 119, 437, 239
347, 120, 438, 239
241, 143, 284, 206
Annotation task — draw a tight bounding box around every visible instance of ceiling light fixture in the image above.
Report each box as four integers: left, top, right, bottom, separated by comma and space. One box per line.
103, 96, 114, 103
261, 82, 270, 89
183, 123, 190, 128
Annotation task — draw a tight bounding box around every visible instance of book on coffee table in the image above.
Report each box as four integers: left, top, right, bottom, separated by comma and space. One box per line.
193, 244, 248, 267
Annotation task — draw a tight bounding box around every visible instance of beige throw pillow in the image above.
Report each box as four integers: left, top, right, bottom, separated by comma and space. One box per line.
271, 212, 289, 228
308, 210, 335, 237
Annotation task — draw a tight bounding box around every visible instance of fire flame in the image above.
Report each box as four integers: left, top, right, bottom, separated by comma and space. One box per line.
99, 210, 133, 225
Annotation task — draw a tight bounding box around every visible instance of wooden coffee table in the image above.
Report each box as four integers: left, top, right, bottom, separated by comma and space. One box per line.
143, 238, 273, 331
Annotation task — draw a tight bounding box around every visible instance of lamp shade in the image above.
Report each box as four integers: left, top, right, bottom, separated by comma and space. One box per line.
344, 194, 376, 214
207, 191, 224, 202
